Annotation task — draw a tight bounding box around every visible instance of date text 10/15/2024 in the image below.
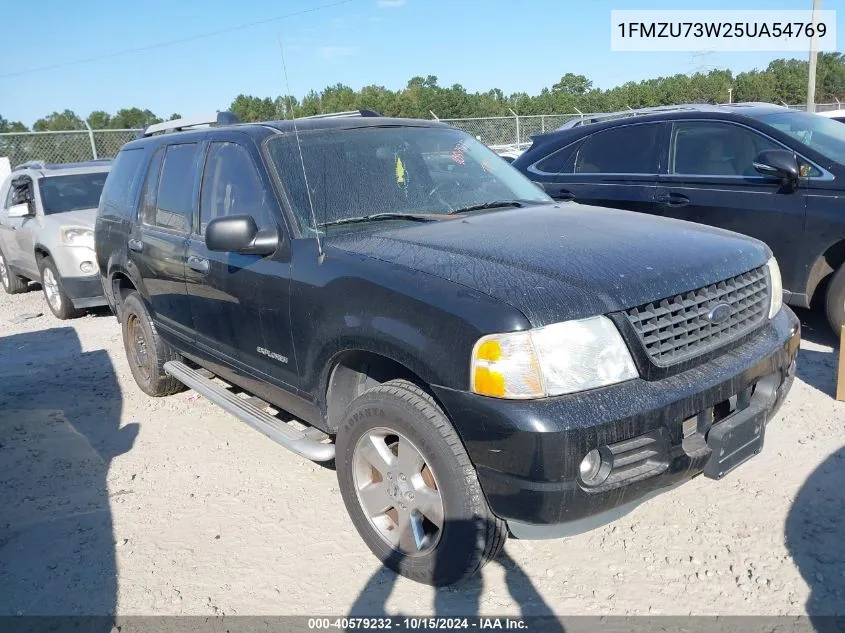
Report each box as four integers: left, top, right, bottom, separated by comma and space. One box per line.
307, 618, 528, 630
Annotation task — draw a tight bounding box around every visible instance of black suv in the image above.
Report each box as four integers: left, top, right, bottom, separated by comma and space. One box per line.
512, 102, 845, 334
95, 111, 799, 586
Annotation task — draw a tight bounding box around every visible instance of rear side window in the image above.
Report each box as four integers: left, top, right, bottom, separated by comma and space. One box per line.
574, 124, 661, 174
140, 148, 164, 226
145, 143, 200, 232
534, 140, 582, 175
100, 148, 145, 218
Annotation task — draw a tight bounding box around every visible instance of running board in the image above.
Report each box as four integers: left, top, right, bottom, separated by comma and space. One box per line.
163, 361, 335, 462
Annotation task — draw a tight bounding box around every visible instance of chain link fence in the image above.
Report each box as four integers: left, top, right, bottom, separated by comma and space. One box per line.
0, 129, 137, 167
1, 101, 843, 167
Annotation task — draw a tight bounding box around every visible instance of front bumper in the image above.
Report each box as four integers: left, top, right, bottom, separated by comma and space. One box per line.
433, 307, 800, 538
62, 275, 107, 308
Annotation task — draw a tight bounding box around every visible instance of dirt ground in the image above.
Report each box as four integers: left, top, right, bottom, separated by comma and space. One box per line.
0, 285, 843, 617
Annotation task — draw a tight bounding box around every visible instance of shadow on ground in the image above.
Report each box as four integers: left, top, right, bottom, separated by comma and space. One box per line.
0, 327, 131, 619
347, 518, 564, 630
793, 308, 840, 398
786, 446, 845, 629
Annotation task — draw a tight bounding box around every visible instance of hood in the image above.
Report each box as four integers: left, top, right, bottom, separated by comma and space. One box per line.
327, 203, 770, 326
46, 207, 98, 230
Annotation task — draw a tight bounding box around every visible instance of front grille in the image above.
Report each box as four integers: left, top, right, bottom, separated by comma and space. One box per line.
624, 266, 769, 366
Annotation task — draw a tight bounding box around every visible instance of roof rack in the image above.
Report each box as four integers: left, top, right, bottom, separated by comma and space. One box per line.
558, 105, 704, 130
297, 109, 383, 120
13, 160, 46, 171
555, 102, 787, 132
138, 111, 240, 138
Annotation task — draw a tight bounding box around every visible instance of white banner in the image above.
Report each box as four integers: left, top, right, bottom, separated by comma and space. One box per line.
611, 10, 837, 52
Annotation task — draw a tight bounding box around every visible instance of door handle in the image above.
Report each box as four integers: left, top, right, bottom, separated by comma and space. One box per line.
187, 255, 210, 274
128, 238, 144, 253
555, 189, 576, 201
658, 193, 690, 207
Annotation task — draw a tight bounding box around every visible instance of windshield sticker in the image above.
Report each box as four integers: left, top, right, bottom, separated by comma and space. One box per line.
394, 154, 407, 188
451, 141, 467, 165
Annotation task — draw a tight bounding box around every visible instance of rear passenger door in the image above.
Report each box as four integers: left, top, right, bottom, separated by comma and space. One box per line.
130, 142, 201, 342
656, 120, 807, 292
533, 122, 664, 216
185, 137, 298, 387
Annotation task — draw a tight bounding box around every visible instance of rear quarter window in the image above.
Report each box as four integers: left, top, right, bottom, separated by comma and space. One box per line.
100, 148, 147, 219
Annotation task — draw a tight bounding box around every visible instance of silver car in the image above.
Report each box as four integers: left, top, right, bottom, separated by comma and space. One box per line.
0, 160, 111, 318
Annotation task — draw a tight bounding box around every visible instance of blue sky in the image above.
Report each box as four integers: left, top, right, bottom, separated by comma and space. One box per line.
0, 0, 839, 127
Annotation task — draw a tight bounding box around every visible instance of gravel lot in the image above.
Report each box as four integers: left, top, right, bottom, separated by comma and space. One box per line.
0, 285, 843, 617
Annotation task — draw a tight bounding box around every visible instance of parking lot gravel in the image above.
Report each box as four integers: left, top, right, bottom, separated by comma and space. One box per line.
1, 286, 843, 617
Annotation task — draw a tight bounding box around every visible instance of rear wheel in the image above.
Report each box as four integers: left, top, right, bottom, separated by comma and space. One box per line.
826, 265, 845, 336
121, 292, 186, 397
336, 379, 506, 586
0, 249, 29, 294
38, 257, 82, 319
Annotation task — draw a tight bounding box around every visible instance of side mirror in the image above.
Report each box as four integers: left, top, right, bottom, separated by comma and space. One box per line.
753, 149, 800, 186
205, 215, 279, 256
8, 203, 32, 218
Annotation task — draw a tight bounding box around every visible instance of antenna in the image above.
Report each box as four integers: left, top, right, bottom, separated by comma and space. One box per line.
278, 37, 324, 263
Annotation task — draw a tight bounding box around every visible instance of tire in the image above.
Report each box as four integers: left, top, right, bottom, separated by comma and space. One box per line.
0, 248, 29, 294
38, 257, 83, 319
336, 379, 506, 586
121, 292, 186, 397
825, 265, 845, 335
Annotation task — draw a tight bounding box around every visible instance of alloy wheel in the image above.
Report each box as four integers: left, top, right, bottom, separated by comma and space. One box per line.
42, 267, 62, 312
352, 428, 444, 555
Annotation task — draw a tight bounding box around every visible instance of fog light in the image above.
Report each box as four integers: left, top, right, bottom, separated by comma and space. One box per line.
80, 261, 94, 274
580, 449, 603, 482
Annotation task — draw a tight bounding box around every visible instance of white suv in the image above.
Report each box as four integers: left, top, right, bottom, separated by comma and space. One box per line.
0, 160, 111, 318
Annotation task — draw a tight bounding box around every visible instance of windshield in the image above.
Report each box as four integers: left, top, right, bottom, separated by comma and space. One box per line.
38, 172, 109, 215
265, 125, 550, 232
754, 110, 845, 166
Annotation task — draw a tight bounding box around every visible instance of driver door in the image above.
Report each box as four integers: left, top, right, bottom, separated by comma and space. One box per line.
185, 136, 297, 388
5, 177, 38, 276
656, 120, 807, 293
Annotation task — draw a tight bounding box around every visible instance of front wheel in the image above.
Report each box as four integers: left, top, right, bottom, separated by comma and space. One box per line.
825, 264, 845, 336
39, 257, 82, 319
336, 379, 506, 586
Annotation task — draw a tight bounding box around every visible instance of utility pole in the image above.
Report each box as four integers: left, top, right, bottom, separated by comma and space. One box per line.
807, 0, 822, 113
728, 88, 733, 104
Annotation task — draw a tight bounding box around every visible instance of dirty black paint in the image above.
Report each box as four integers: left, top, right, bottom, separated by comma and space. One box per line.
96, 114, 799, 532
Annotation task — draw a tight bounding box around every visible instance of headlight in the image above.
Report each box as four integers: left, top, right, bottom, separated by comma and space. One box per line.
61, 227, 95, 249
765, 256, 783, 319
470, 316, 638, 399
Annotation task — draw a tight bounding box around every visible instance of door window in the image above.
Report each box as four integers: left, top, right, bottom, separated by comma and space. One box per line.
670, 121, 781, 177
144, 143, 200, 232
100, 148, 146, 218
140, 147, 164, 225
199, 142, 274, 235
574, 123, 660, 174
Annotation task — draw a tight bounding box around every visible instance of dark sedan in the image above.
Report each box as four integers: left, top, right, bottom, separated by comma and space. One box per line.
513, 102, 845, 334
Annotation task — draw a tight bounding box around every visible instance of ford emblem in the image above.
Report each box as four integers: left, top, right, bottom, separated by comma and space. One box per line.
706, 302, 732, 324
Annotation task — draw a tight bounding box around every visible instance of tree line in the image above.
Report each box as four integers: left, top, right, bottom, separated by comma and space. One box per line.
2, 53, 845, 133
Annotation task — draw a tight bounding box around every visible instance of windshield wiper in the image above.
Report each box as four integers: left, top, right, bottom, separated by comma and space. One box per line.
320, 213, 438, 228
446, 200, 526, 215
